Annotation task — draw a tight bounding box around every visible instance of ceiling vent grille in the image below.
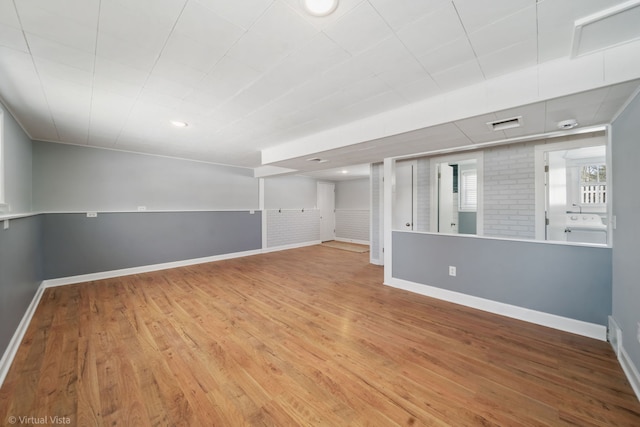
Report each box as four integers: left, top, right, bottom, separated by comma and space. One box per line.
486, 116, 523, 131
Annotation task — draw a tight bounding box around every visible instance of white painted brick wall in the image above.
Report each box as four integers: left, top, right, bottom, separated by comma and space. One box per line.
416, 158, 430, 232
335, 209, 369, 242
483, 142, 536, 239
371, 163, 382, 259
266, 209, 320, 248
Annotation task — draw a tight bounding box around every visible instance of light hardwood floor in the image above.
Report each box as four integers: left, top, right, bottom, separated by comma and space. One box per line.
1, 245, 639, 426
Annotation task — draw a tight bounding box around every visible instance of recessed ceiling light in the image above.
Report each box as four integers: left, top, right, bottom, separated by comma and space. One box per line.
301, 0, 339, 17
171, 120, 188, 128
341, 170, 348, 174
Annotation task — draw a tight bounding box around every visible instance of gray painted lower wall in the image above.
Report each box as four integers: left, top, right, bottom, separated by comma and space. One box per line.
0, 215, 42, 359
612, 91, 640, 377
41, 211, 262, 279
392, 232, 611, 325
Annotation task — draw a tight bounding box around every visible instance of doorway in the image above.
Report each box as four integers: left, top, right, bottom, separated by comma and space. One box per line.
318, 182, 335, 242
393, 160, 417, 230
542, 144, 608, 244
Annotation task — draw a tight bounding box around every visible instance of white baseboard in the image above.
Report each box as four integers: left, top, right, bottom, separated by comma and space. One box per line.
619, 347, 640, 402
386, 277, 607, 341
42, 249, 264, 288
42, 243, 323, 288
0, 282, 46, 387
261, 240, 321, 254
335, 237, 369, 245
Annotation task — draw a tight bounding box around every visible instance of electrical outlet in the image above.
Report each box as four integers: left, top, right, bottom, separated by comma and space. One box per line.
449, 266, 456, 277
86, 212, 97, 218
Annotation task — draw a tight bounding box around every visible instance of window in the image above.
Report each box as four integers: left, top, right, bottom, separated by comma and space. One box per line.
580, 164, 606, 205
459, 169, 477, 211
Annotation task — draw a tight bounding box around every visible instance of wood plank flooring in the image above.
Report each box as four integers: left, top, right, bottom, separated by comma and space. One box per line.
1, 245, 639, 426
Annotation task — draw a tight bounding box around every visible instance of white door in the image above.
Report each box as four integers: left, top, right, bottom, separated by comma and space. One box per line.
438, 163, 456, 233
394, 160, 417, 230
318, 182, 335, 242
546, 151, 568, 242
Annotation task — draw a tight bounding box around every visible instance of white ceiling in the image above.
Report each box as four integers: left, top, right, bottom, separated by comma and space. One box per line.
1, 0, 639, 179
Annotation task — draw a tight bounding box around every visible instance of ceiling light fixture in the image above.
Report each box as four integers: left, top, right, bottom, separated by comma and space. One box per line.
557, 119, 579, 130
301, 0, 339, 17
171, 120, 188, 128
341, 170, 348, 174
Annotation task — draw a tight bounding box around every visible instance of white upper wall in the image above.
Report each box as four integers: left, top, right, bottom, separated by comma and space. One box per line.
336, 178, 370, 210
1, 102, 32, 214
263, 175, 318, 210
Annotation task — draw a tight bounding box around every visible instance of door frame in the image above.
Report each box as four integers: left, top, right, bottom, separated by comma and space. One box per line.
429, 152, 484, 235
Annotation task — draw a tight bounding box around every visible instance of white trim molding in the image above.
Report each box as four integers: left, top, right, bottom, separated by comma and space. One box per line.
335, 237, 369, 245
0, 282, 46, 387
619, 347, 640, 402
386, 277, 607, 341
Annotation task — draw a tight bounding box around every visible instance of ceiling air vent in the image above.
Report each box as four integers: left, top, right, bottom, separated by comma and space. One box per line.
486, 116, 523, 131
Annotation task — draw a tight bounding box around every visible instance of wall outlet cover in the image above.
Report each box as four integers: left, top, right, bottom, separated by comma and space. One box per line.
3, 219, 9, 230
449, 266, 457, 276
86, 212, 98, 218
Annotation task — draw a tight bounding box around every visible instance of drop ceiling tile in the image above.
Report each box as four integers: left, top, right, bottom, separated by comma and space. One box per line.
96, 32, 160, 72
34, 57, 93, 87
467, 5, 536, 57
368, 0, 450, 31
453, 0, 533, 33
99, 1, 174, 52
18, 0, 100, 26
324, 1, 393, 55
477, 37, 537, 79
417, 36, 476, 75
226, 31, 295, 72
26, 33, 95, 72
194, 56, 262, 101
151, 57, 206, 88
394, 76, 442, 103
261, 33, 350, 90
396, 3, 466, 57
55, 123, 89, 145
454, 112, 506, 143
143, 74, 196, 100
107, 0, 187, 28
431, 59, 485, 91
0, 0, 20, 27
193, 0, 272, 29
544, 87, 609, 131
496, 102, 546, 138
250, 0, 317, 46
0, 23, 28, 52
173, 1, 245, 49
376, 54, 430, 90
159, 33, 227, 73
16, 4, 97, 53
